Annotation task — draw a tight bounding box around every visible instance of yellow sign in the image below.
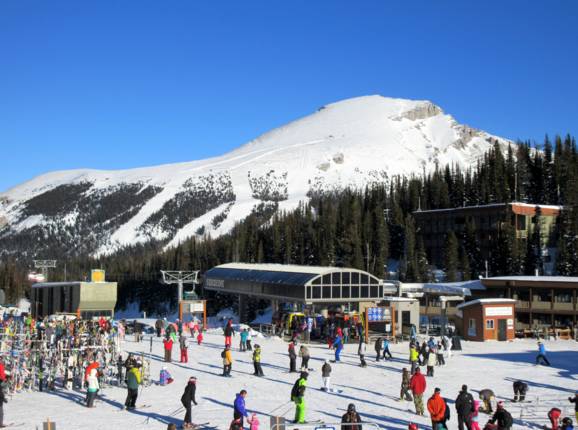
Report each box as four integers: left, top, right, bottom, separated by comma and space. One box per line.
91, 269, 106, 283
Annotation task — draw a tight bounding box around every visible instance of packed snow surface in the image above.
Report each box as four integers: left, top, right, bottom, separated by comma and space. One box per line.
0, 95, 512, 255
7, 333, 577, 429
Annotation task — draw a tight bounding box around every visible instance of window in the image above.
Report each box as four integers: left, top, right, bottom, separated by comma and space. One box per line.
361, 286, 369, 298
342, 285, 350, 298
332, 272, 341, 284
322, 286, 331, 299
352, 273, 359, 284
332, 286, 341, 299
486, 319, 495, 329
468, 319, 476, 336
312, 286, 321, 299
342, 272, 350, 284
351, 286, 359, 298
322, 275, 331, 285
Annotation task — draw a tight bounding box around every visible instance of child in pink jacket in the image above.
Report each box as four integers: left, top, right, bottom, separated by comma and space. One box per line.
469, 400, 481, 430
248, 413, 260, 430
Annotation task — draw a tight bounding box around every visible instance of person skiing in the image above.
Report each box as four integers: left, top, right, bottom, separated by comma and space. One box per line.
479, 389, 496, 413
288, 341, 297, 373
86, 368, 99, 408
569, 391, 578, 422
400, 368, 413, 402
419, 341, 429, 366
222, 345, 233, 377
179, 334, 188, 363
410, 343, 420, 374
341, 403, 362, 430
568, 391, 578, 422
159, 366, 173, 385
358, 340, 367, 367
513, 380, 528, 402
233, 390, 249, 427
333, 333, 343, 362
487, 401, 513, 430
427, 387, 446, 430
224, 319, 235, 347
410, 367, 427, 416
181, 376, 198, 429
321, 359, 332, 392
299, 345, 310, 371
291, 371, 308, 424
426, 348, 437, 377
246, 329, 253, 351
252, 344, 264, 377
536, 341, 551, 366
436, 342, 445, 366
240, 329, 248, 352
382, 338, 393, 360
455, 384, 475, 430
155, 319, 163, 337
124, 364, 142, 410
163, 336, 173, 363
374, 337, 383, 361
197, 330, 204, 346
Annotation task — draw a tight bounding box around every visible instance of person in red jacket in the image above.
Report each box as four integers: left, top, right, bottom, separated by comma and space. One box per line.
163, 337, 174, 363
410, 367, 427, 416
427, 388, 446, 430
0, 361, 6, 382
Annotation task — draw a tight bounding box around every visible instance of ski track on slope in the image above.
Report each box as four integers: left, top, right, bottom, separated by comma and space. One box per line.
6, 333, 578, 430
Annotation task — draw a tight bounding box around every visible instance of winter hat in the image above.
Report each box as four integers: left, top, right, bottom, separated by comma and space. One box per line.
347, 403, 356, 412
189, 376, 197, 382
462, 385, 468, 391
325, 359, 330, 363
300, 371, 309, 378
435, 387, 441, 393
162, 366, 167, 370
497, 401, 504, 409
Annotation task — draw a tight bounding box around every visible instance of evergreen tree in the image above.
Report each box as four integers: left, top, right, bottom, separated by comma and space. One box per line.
443, 232, 459, 282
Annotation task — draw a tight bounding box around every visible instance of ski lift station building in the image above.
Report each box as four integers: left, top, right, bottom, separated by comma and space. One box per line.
203, 263, 398, 316
31, 279, 117, 319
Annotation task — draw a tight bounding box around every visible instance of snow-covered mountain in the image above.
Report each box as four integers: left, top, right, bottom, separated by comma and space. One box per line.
0, 95, 512, 258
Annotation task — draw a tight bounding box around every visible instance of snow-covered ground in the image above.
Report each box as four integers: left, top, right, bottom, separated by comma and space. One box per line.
7, 333, 578, 429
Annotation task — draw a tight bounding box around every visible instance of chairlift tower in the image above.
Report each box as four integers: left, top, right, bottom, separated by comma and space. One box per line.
34, 259, 57, 281
160, 270, 199, 319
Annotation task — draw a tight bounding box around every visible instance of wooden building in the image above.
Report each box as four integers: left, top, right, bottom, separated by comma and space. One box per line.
457, 298, 516, 341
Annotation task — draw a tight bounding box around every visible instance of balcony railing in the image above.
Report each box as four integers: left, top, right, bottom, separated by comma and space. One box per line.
516, 300, 530, 309
531, 301, 552, 310
553, 302, 575, 311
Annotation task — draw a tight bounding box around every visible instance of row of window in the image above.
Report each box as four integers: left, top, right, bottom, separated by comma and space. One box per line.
311, 272, 380, 286
305, 284, 383, 300
468, 319, 497, 330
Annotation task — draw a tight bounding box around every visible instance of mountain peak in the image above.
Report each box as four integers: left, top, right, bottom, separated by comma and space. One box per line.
0, 95, 511, 258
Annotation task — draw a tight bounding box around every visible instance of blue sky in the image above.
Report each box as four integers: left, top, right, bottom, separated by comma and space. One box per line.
1, 1, 577, 192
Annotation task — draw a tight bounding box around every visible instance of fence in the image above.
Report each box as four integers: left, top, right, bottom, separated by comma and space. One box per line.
501, 395, 575, 427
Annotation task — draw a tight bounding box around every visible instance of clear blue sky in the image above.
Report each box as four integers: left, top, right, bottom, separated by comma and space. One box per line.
1, 1, 577, 192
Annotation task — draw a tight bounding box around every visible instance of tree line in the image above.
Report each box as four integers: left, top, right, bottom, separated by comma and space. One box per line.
1, 135, 577, 314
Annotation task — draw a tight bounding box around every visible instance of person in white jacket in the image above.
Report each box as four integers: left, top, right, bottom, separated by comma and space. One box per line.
358, 341, 367, 367
86, 368, 100, 408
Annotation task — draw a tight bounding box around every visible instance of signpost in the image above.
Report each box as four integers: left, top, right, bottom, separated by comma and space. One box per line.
365, 306, 395, 343
160, 270, 199, 321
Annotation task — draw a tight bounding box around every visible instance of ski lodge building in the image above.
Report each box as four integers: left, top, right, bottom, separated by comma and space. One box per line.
413, 202, 562, 274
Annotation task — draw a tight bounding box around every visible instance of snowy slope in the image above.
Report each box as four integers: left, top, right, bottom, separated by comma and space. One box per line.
6, 332, 578, 429
0, 95, 512, 256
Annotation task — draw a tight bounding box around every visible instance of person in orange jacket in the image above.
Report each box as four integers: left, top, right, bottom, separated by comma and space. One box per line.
427, 387, 446, 430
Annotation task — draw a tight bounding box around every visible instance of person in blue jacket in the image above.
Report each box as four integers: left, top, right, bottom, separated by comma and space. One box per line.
382, 338, 393, 360
536, 341, 551, 366
234, 390, 249, 427
334, 334, 343, 362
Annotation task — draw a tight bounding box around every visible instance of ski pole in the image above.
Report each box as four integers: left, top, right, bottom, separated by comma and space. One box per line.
169, 406, 185, 416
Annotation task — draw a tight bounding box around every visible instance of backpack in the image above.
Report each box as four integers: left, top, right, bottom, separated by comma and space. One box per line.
291, 379, 304, 399
221, 350, 226, 359
502, 410, 513, 428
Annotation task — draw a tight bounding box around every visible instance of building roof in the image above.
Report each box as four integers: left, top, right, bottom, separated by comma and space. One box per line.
31, 281, 116, 289
485, 276, 578, 283
456, 298, 516, 310
413, 202, 562, 215
401, 279, 485, 297
205, 263, 384, 287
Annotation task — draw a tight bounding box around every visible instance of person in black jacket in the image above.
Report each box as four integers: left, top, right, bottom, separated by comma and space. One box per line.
181, 377, 198, 429
0, 381, 6, 429
441, 397, 450, 430
569, 391, 578, 421
489, 402, 513, 430
513, 380, 528, 402
374, 337, 382, 362
455, 384, 475, 430
341, 403, 362, 430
